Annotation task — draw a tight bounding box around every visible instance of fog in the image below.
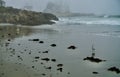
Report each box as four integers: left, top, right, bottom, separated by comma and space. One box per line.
4, 0, 120, 15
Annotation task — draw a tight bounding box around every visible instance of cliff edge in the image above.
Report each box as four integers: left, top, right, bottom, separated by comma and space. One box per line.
0, 7, 59, 26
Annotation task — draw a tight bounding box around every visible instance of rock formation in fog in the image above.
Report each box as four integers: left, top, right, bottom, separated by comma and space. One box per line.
44, 1, 71, 17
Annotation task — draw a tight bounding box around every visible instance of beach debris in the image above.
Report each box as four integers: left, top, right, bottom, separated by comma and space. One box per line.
39, 41, 44, 43
17, 55, 23, 61
29, 51, 31, 54
41, 58, 50, 62
35, 56, 40, 59
83, 44, 106, 63
18, 43, 21, 46
32, 66, 35, 68
107, 67, 120, 74
57, 64, 63, 67
68, 72, 70, 74
50, 44, 56, 47
57, 68, 63, 72
41, 62, 44, 65
41, 73, 46, 76
83, 57, 106, 63
51, 59, 56, 62
46, 66, 52, 70
8, 33, 11, 36
38, 51, 41, 53
28, 39, 39, 41
42, 51, 48, 53
92, 72, 99, 74
67, 45, 76, 49
8, 39, 11, 42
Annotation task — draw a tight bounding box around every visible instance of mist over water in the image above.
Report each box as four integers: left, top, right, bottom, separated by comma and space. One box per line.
4, 0, 120, 15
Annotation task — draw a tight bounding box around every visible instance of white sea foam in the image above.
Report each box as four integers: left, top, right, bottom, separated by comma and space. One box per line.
58, 17, 120, 25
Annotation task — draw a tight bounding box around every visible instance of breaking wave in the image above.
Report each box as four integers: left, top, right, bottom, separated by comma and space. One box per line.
58, 17, 120, 26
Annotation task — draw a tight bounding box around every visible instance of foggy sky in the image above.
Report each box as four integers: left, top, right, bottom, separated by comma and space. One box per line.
4, 0, 120, 15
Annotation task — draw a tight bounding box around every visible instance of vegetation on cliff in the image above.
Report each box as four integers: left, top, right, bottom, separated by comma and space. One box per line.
0, 6, 58, 26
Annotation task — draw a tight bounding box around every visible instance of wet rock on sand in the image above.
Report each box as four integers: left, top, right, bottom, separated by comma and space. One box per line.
57, 64, 63, 67
57, 68, 63, 72
39, 41, 44, 43
51, 59, 56, 62
67, 45, 77, 49
92, 72, 99, 74
28, 39, 39, 41
83, 56, 106, 63
107, 67, 120, 74
50, 44, 56, 47
41, 58, 50, 62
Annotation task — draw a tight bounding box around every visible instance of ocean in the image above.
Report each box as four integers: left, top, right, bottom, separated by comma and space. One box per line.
0, 16, 120, 77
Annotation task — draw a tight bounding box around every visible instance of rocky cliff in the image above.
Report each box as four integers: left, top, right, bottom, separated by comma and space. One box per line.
0, 7, 58, 26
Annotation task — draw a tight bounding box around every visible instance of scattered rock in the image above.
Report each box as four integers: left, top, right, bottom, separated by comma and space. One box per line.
41, 73, 46, 76
83, 57, 106, 63
42, 51, 48, 53
67, 45, 76, 49
50, 44, 56, 47
51, 59, 56, 62
41, 58, 50, 62
57, 64, 63, 67
57, 68, 63, 72
8, 39, 11, 41
92, 72, 99, 74
17, 55, 23, 61
68, 72, 70, 74
39, 41, 44, 43
46, 67, 52, 70
107, 67, 120, 74
29, 39, 39, 41
35, 56, 40, 59
32, 66, 35, 68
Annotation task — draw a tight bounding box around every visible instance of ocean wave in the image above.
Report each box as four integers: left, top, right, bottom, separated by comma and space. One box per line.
58, 18, 120, 26
93, 31, 120, 38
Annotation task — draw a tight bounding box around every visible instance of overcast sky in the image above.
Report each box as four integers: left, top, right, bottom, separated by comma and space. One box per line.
4, 0, 120, 15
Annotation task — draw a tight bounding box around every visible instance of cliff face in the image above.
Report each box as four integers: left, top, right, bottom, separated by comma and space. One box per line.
0, 7, 58, 26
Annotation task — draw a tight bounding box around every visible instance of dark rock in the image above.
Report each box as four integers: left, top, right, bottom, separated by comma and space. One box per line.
83, 56, 106, 63
68, 72, 70, 74
42, 51, 48, 53
108, 67, 120, 74
39, 41, 44, 43
41, 58, 50, 62
57, 68, 63, 72
50, 44, 56, 47
67, 45, 76, 49
41, 73, 46, 76
32, 66, 35, 68
57, 64, 63, 67
18, 43, 21, 46
8, 39, 11, 41
29, 39, 39, 41
35, 56, 40, 59
41, 62, 44, 65
92, 72, 99, 74
51, 59, 56, 62
46, 67, 52, 70
1, 73, 4, 76
8, 33, 11, 36
17, 55, 23, 61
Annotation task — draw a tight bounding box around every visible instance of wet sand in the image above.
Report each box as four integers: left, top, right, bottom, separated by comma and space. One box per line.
0, 24, 120, 77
